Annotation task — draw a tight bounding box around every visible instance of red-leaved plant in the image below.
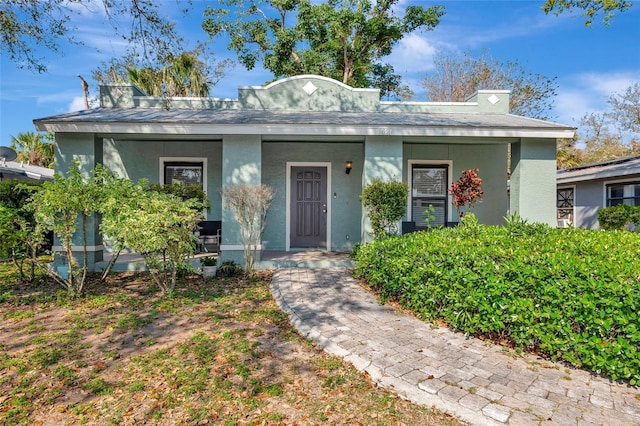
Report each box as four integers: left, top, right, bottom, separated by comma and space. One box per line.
450, 168, 483, 218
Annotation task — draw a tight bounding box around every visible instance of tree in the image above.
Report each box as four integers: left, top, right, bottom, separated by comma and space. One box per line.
450, 169, 483, 218
541, 0, 633, 27
0, 181, 47, 283
30, 163, 103, 294
606, 82, 640, 134
1, 0, 184, 73
361, 179, 408, 238
557, 137, 584, 169
125, 49, 232, 97
101, 188, 205, 295
202, 0, 444, 99
574, 82, 640, 165
10, 132, 54, 168
579, 112, 632, 164
221, 184, 275, 275
92, 47, 233, 99
422, 50, 557, 119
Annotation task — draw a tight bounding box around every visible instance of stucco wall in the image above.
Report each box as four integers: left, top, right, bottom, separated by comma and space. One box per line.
103, 139, 223, 220
262, 141, 364, 251
510, 139, 557, 225
573, 180, 603, 229
403, 143, 509, 225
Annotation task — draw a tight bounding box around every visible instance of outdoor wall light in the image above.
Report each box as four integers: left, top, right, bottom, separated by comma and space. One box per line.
345, 161, 353, 174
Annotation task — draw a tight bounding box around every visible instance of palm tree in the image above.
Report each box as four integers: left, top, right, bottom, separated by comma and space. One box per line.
126, 50, 211, 98
164, 51, 210, 97
10, 131, 54, 168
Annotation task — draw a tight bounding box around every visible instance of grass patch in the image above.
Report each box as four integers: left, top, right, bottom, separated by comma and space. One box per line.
0, 268, 460, 425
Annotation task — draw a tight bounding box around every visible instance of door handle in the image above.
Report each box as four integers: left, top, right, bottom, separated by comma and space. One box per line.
322, 204, 327, 214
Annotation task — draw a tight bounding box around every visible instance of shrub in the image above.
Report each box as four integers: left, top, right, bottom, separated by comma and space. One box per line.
354, 223, 640, 384
597, 204, 640, 231
221, 184, 274, 275
148, 182, 210, 210
450, 168, 483, 218
361, 179, 408, 238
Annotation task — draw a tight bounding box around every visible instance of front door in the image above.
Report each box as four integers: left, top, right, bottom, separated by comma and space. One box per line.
290, 166, 327, 248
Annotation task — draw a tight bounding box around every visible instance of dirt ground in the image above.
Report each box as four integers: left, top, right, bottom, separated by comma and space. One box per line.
0, 270, 462, 425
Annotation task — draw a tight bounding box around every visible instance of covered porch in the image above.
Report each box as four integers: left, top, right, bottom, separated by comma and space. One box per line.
96, 250, 354, 273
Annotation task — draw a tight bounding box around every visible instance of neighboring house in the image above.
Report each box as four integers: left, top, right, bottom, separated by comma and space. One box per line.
33, 75, 574, 269
0, 160, 54, 182
556, 156, 640, 229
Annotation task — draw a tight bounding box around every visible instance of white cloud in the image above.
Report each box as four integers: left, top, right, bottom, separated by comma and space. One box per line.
573, 72, 638, 97
387, 33, 438, 74
37, 91, 79, 105
554, 71, 640, 137
68, 96, 88, 112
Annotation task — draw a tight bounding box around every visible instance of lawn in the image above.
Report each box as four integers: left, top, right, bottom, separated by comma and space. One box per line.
0, 262, 460, 425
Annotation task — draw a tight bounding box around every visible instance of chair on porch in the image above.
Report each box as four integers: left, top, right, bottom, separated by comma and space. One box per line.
195, 220, 221, 253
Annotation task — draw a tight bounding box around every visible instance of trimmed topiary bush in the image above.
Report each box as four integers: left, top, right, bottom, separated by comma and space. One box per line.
361, 178, 408, 238
354, 222, 640, 383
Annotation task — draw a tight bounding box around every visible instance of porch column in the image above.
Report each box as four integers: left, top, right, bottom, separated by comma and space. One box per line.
220, 134, 262, 266
54, 133, 104, 269
510, 138, 557, 226
361, 135, 403, 243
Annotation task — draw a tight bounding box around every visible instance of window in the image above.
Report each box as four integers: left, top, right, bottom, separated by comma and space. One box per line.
411, 166, 448, 228
557, 187, 574, 220
164, 162, 203, 187
607, 182, 640, 206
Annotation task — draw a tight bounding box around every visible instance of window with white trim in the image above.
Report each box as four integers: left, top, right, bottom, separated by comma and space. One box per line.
607, 182, 640, 206
164, 162, 203, 187
411, 165, 448, 228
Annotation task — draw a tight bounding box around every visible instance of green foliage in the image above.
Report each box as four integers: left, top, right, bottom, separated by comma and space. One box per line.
542, 0, 632, 27
202, 0, 444, 99
102, 188, 204, 295
598, 204, 640, 231
218, 260, 243, 278
361, 179, 408, 238
0, 179, 43, 213
10, 131, 54, 168
148, 182, 210, 210
423, 204, 437, 228
200, 256, 217, 266
30, 163, 105, 294
123, 48, 232, 98
0, 181, 47, 282
354, 223, 640, 383
2, 0, 184, 73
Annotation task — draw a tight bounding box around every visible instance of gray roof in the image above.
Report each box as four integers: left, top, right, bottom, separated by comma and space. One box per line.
0, 160, 54, 181
34, 107, 575, 140
35, 107, 572, 130
557, 156, 640, 184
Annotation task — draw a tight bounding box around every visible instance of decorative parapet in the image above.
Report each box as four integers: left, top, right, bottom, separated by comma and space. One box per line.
99, 75, 511, 114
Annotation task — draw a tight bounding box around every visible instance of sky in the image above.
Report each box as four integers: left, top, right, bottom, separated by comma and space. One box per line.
1, 0, 639, 149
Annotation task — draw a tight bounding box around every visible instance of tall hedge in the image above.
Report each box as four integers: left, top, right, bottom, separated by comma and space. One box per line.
354, 223, 640, 383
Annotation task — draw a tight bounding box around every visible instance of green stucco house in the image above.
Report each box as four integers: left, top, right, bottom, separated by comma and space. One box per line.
34, 75, 575, 269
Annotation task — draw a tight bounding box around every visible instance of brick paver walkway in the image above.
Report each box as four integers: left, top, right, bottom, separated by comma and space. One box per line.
271, 267, 640, 426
